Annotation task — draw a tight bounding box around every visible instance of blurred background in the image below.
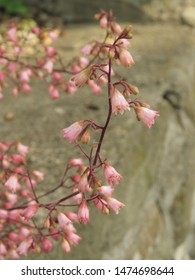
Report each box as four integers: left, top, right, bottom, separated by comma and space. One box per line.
0, 0, 195, 259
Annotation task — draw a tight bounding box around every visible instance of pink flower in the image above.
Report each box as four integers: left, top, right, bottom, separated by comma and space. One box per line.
93, 198, 109, 214
22, 203, 38, 221
66, 232, 81, 247
42, 238, 53, 253
57, 212, 72, 229
0, 209, 8, 220
78, 200, 90, 224
97, 186, 114, 197
111, 87, 130, 115
11, 154, 25, 165
32, 170, 44, 182
88, 80, 102, 95
43, 60, 53, 74
81, 44, 93, 55
106, 197, 125, 214
133, 106, 160, 128
52, 72, 62, 81
111, 22, 122, 35
68, 158, 83, 168
0, 241, 7, 255
7, 28, 18, 43
78, 57, 89, 68
119, 48, 135, 67
16, 142, 29, 156
4, 174, 21, 192
20, 69, 31, 82
17, 238, 33, 256
65, 80, 78, 94
21, 83, 31, 93
78, 172, 89, 192
61, 121, 84, 143
65, 212, 79, 223
71, 67, 92, 87
45, 46, 56, 58
104, 163, 122, 186
48, 85, 60, 99
99, 15, 108, 28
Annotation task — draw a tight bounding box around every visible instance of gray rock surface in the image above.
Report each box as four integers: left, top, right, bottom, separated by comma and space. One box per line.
1, 22, 195, 259
24, 0, 195, 25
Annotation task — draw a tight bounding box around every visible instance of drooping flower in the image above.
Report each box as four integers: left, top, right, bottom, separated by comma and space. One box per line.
78, 172, 89, 192
61, 121, 84, 143
16, 142, 29, 157
119, 48, 135, 67
4, 174, 21, 192
106, 197, 125, 214
22, 203, 38, 221
97, 186, 114, 197
78, 200, 90, 224
111, 87, 130, 115
133, 106, 160, 128
16, 238, 33, 256
57, 212, 72, 229
104, 163, 122, 186
66, 232, 81, 247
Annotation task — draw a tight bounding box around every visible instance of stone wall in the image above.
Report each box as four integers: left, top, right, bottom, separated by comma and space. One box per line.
24, 0, 195, 26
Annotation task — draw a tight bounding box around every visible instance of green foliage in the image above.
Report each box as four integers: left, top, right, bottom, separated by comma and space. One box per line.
0, 0, 29, 15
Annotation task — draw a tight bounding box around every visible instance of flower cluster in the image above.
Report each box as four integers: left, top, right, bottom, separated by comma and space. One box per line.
0, 10, 159, 259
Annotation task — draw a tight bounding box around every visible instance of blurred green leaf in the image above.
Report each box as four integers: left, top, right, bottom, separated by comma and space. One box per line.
0, 0, 29, 15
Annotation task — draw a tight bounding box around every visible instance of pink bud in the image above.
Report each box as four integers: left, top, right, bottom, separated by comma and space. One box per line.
21, 83, 31, 93
43, 60, 53, 74
42, 238, 53, 253
45, 46, 56, 58
48, 85, 60, 99
22, 203, 38, 221
4, 174, 21, 192
11, 154, 25, 165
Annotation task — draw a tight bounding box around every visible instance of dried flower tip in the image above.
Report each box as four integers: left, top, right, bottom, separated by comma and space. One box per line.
71, 67, 92, 87
80, 128, 91, 144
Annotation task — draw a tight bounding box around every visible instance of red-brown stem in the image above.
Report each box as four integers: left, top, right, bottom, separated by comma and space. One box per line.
92, 57, 112, 166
